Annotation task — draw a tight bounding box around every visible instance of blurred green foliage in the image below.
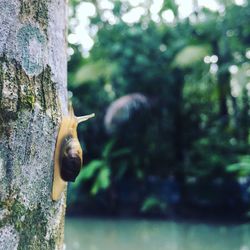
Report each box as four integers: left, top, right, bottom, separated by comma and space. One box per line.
73, 140, 130, 195
227, 156, 250, 177
67, 0, 250, 217
141, 196, 168, 214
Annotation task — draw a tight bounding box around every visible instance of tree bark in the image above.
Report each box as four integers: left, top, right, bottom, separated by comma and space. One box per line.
0, 0, 68, 249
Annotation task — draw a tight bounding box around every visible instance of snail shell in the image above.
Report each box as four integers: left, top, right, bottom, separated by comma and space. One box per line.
60, 137, 82, 182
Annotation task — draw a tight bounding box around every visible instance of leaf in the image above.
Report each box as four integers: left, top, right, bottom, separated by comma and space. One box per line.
72, 60, 117, 87
173, 44, 211, 68
91, 167, 111, 195
141, 196, 167, 213
81, 160, 103, 178
73, 160, 103, 187
239, 155, 250, 163
102, 140, 116, 158
226, 156, 250, 177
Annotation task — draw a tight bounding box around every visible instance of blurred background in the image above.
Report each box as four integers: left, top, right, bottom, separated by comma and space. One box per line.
65, 0, 250, 249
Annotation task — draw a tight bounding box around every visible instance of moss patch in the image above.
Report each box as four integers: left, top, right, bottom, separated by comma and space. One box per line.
0, 56, 59, 122
19, 0, 49, 34
0, 199, 56, 250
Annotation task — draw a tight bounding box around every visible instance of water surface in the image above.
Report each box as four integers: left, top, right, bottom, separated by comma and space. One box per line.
65, 218, 250, 250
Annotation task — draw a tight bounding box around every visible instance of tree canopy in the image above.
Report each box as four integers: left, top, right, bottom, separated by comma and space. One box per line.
67, 0, 250, 217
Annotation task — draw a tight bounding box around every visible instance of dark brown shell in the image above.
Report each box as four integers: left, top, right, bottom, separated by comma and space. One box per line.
60, 137, 82, 182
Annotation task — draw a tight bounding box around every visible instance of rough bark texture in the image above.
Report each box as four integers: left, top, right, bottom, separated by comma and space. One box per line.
0, 0, 68, 249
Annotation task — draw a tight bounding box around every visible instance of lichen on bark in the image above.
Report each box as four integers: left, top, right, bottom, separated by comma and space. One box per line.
17, 24, 47, 76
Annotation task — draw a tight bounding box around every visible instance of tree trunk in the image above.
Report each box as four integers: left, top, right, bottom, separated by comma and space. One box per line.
0, 0, 68, 249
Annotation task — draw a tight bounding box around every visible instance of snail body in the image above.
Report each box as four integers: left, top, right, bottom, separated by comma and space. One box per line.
52, 103, 95, 201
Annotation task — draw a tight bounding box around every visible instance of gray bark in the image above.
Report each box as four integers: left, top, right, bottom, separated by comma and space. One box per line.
0, 0, 68, 249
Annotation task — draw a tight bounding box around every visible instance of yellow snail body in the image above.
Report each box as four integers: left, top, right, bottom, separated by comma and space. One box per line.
52, 103, 95, 201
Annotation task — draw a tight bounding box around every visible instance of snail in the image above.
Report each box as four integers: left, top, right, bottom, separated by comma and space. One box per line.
52, 103, 95, 201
